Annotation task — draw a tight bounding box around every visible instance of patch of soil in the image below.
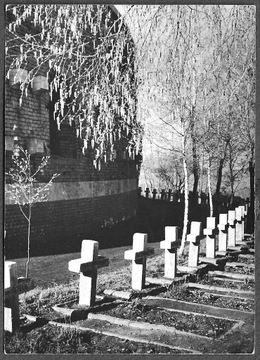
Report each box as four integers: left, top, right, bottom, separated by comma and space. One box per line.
225, 266, 254, 275
160, 285, 254, 312
97, 300, 236, 338
4, 324, 186, 354
237, 256, 254, 264
200, 277, 255, 291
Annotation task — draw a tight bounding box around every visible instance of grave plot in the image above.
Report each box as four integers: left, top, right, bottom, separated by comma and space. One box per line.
6, 212, 254, 354
49, 230, 254, 354
5, 322, 190, 354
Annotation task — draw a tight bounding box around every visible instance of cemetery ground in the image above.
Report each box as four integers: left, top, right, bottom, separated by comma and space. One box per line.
5, 233, 255, 354
4, 201, 255, 354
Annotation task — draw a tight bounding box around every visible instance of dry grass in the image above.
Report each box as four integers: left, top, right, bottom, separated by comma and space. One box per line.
19, 249, 182, 315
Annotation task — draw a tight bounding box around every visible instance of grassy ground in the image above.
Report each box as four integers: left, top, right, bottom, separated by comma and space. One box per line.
5, 241, 254, 354
5, 247, 189, 354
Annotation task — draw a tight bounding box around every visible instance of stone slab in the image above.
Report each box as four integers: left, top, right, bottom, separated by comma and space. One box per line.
215, 253, 234, 262
142, 296, 253, 322
146, 277, 173, 286
184, 283, 254, 300
208, 270, 254, 283
225, 262, 254, 269
199, 257, 228, 266
238, 254, 254, 260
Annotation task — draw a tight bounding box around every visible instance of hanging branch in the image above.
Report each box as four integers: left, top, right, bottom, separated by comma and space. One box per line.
5, 4, 142, 165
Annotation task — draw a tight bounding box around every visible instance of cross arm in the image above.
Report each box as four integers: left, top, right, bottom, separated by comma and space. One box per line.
68, 255, 109, 274
124, 247, 154, 261
217, 223, 228, 231
160, 239, 181, 250
203, 228, 218, 236
187, 233, 204, 244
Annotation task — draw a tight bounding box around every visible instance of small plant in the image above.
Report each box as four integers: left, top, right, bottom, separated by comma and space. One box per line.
5, 146, 59, 278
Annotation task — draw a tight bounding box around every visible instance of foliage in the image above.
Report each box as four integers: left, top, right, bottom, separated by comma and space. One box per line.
127, 5, 255, 199
5, 5, 142, 165
6, 147, 59, 209
5, 147, 59, 277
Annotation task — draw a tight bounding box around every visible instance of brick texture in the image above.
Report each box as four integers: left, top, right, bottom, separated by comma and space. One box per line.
5, 9, 140, 258
5, 190, 138, 259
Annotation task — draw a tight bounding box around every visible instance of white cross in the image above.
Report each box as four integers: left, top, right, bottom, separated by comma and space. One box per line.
235, 206, 244, 242
68, 240, 109, 307
5, 261, 19, 333
187, 222, 203, 267
203, 217, 217, 258
124, 233, 154, 291
217, 213, 228, 252
160, 226, 181, 279
228, 210, 236, 247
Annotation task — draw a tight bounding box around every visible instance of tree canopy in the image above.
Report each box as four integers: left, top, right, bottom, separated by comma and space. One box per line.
5, 4, 142, 165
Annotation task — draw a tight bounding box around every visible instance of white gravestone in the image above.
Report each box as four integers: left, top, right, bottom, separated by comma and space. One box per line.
5, 261, 19, 333
160, 226, 181, 279
203, 217, 217, 259
187, 222, 203, 267
124, 233, 154, 291
68, 240, 109, 307
228, 210, 236, 247
235, 206, 244, 242
217, 213, 228, 252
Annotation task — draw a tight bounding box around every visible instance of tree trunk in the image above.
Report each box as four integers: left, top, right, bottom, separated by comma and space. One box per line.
179, 118, 189, 254
192, 155, 199, 203
190, 113, 199, 203
215, 157, 225, 196
228, 145, 235, 207
248, 160, 255, 233
215, 142, 228, 198
180, 155, 189, 254
207, 157, 213, 217
25, 205, 31, 278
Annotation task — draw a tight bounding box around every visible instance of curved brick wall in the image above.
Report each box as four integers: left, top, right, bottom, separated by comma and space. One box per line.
4, 7, 140, 258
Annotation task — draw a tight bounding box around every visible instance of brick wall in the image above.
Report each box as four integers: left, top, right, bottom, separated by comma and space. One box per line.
5, 190, 138, 258
5, 7, 140, 258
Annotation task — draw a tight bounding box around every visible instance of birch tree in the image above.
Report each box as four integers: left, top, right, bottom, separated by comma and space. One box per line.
5, 4, 142, 165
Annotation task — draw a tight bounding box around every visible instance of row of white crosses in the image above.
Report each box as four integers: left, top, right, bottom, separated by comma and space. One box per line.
65, 204, 248, 306
188, 205, 247, 267
124, 228, 181, 290
5, 204, 247, 333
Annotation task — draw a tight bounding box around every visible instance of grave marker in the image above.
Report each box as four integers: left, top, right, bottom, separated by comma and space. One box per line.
161, 189, 166, 200
228, 210, 236, 247
152, 189, 157, 199
187, 222, 203, 267
4, 261, 19, 333
124, 233, 154, 291
203, 217, 217, 258
235, 206, 244, 242
160, 226, 181, 278
68, 240, 109, 307
217, 213, 228, 252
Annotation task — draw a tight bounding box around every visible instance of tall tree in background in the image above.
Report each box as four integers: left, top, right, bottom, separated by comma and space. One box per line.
126, 4, 255, 247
